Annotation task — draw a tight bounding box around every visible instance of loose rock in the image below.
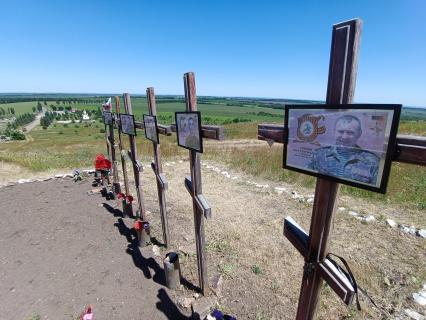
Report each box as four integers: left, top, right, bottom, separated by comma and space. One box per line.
404, 308, 425, 320
417, 229, 426, 238
386, 219, 397, 228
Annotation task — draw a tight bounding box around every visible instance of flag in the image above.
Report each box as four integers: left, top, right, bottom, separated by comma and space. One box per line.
102, 97, 112, 111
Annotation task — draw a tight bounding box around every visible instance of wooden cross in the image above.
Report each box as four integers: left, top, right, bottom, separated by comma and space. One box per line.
257, 19, 426, 319
122, 93, 146, 221
105, 110, 120, 196
146, 87, 171, 247
114, 96, 132, 216
179, 72, 224, 296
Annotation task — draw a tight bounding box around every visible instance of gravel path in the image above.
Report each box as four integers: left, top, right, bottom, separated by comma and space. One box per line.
0, 178, 186, 320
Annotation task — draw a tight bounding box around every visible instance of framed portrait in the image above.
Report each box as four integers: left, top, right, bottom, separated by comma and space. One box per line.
143, 114, 159, 144
283, 104, 401, 193
103, 111, 113, 125
175, 111, 203, 153
119, 113, 136, 136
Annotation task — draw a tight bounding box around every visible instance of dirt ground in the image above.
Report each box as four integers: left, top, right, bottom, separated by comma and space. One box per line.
0, 159, 425, 319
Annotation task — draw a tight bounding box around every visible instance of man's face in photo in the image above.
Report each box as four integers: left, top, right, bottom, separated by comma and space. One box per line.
335, 118, 361, 147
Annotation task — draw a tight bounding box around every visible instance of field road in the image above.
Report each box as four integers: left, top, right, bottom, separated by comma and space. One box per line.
25, 107, 47, 132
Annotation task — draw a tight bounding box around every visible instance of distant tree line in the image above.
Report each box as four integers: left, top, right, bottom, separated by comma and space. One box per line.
0, 107, 15, 116
41, 112, 55, 129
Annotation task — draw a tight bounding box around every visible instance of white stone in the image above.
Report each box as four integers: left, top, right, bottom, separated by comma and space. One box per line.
399, 225, 417, 235
231, 176, 238, 180
17, 179, 28, 184
404, 309, 425, 320
206, 165, 212, 169
386, 219, 397, 228
417, 229, 426, 238
306, 198, 314, 204
338, 207, 346, 212
152, 245, 161, 257
364, 215, 376, 223
413, 292, 426, 306
348, 211, 359, 217
274, 187, 285, 195
179, 160, 183, 164
178, 297, 195, 309
221, 171, 229, 175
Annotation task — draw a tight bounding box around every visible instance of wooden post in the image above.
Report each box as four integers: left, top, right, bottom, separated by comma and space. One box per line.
107, 113, 120, 196
184, 72, 209, 296
146, 87, 171, 247
256, 19, 426, 319
115, 96, 132, 216
296, 19, 362, 320
123, 93, 146, 221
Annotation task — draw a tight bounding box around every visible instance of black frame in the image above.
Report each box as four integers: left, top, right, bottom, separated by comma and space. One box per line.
143, 114, 159, 144
283, 104, 401, 194
175, 111, 203, 153
103, 111, 113, 125
119, 113, 137, 136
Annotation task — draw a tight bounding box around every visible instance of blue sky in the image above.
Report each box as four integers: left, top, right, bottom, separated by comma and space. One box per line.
0, 0, 425, 106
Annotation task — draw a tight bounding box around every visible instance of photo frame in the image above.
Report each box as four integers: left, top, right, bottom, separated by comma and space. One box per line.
103, 111, 113, 125
143, 114, 159, 144
119, 113, 136, 136
283, 104, 401, 193
175, 111, 203, 153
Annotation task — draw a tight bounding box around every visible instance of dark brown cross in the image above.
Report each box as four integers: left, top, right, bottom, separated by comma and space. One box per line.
104, 109, 120, 196
145, 87, 172, 247
114, 96, 132, 216
122, 93, 146, 220
257, 18, 426, 319
178, 72, 224, 296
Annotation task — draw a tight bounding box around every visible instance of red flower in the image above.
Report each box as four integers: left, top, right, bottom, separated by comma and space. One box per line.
134, 220, 143, 231
125, 195, 134, 204
117, 192, 125, 199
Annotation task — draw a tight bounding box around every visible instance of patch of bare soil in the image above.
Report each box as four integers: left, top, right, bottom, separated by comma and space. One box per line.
0, 160, 425, 319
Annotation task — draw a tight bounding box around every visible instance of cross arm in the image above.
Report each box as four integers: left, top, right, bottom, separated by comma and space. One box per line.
114, 119, 172, 136
258, 123, 426, 166
284, 216, 355, 305
171, 124, 224, 141
134, 121, 173, 136
150, 162, 168, 190
184, 176, 212, 219
317, 258, 355, 305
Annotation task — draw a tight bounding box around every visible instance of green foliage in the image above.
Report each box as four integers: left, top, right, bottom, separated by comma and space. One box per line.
251, 264, 262, 275
40, 112, 55, 128
9, 130, 26, 140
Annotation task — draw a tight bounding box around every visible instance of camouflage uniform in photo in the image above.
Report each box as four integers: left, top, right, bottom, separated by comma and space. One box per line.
185, 134, 200, 150
308, 145, 380, 185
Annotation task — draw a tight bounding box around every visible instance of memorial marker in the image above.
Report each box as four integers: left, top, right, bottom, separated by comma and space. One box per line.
145, 87, 171, 247
176, 72, 224, 296
114, 96, 133, 216
258, 18, 426, 319
122, 93, 146, 222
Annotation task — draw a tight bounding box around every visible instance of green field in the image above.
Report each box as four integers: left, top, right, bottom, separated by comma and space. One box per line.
1, 97, 425, 211
0, 101, 39, 116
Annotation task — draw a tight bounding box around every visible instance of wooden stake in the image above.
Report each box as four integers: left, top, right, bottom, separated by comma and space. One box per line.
123, 93, 146, 221
184, 72, 209, 296
295, 18, 362, 320
115, 96, 132, 216
107, 113, 120, 195
146, 87, 171, 247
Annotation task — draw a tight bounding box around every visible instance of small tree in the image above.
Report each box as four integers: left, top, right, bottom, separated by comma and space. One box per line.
32, 106, 36, 113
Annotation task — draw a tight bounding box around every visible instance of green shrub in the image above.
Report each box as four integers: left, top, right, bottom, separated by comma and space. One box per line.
9, 130, 26, 140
